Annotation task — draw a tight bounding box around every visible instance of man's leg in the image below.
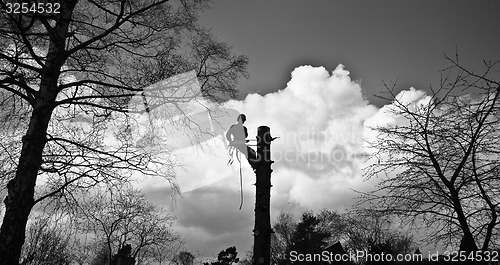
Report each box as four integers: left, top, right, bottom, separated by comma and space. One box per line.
247, 146, 258, 162
246, 146, 259, 170
234, 144, 258, 170
234, 144, 248, 158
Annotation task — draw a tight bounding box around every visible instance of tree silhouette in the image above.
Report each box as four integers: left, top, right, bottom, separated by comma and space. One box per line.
342, 209, 416, 256
19, 215, 73, 265
174, 251, 195, 265
74, 186, 179, 264
0, 0, 248, 263
204, 246, 239, 265
270, 209, 417, 265
290, 212, 330, 264
363, 56, 500, 252
271, 212, 296, 265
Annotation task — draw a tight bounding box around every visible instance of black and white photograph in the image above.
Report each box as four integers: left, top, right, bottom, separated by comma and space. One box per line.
0, 0, 499, 264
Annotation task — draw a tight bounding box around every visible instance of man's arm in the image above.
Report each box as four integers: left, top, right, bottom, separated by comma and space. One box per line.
226, 125, 234, 142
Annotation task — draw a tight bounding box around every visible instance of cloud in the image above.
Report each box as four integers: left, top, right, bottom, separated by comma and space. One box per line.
174, 180, 253, 236
168, 178, 254, 257
236, 65, 377, 209
172, 64, 379, 205
133, 71, 440, 257
364, 87, 431, 128
363, 87, 432, 152
144, 64, 387, 256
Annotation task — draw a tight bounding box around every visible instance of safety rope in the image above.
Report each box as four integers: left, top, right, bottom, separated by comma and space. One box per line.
227, 145, 244, 210
237, 150, 243, 210
227, 146, 235, 166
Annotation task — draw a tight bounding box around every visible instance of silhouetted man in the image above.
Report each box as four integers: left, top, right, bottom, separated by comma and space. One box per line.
226, 114, 258, 168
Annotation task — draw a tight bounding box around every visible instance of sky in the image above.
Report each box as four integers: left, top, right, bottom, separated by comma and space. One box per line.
141, 0, 500, 259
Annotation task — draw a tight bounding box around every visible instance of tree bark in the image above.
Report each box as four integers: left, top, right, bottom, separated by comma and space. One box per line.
253, 126, 273, 265
0, 1, 77, 263
451, 192, 479, 253
0, 109, 53, 264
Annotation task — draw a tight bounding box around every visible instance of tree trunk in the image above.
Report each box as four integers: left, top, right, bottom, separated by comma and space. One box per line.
451, 192, 479, 253
0, 1, 77, 263
253, 126, 273, 265
0, 109, 53, 264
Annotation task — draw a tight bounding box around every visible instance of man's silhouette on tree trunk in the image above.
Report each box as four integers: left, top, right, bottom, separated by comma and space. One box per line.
226, 114, 258, 169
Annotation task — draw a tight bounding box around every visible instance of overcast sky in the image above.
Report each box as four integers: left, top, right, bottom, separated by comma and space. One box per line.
142, 0, 500, 259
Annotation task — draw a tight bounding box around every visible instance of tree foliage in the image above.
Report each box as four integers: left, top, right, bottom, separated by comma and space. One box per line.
270, 209, 418, 265
204, 246, 239, 265
290, 212, 331, 255
271, 211, 332, 265
173, 251, 196, 265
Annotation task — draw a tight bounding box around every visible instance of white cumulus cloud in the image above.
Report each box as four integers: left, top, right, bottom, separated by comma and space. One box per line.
149, 64, 385, 255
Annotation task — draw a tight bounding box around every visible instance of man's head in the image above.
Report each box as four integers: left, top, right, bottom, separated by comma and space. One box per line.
237, 114, 246, 124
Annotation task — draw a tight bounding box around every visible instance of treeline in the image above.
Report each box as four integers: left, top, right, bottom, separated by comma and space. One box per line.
17, 185, 182, 265
17, 199, 500, 265
269, 209, 415, 265
266, 209, 500, 265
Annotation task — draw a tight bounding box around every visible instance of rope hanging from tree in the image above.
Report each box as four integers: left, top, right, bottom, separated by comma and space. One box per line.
227, 146, 244, 210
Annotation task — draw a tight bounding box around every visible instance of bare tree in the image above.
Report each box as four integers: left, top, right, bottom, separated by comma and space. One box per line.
315, 209, 347, 247
0, 89, 29, 195
0, 0, 248, 262
342, 209, 416, 255
73, 186, 180, 265
270, 212, 296, 265
148, 239, 184, 265
20, 215, 74, 265
363, 56, 500, 252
